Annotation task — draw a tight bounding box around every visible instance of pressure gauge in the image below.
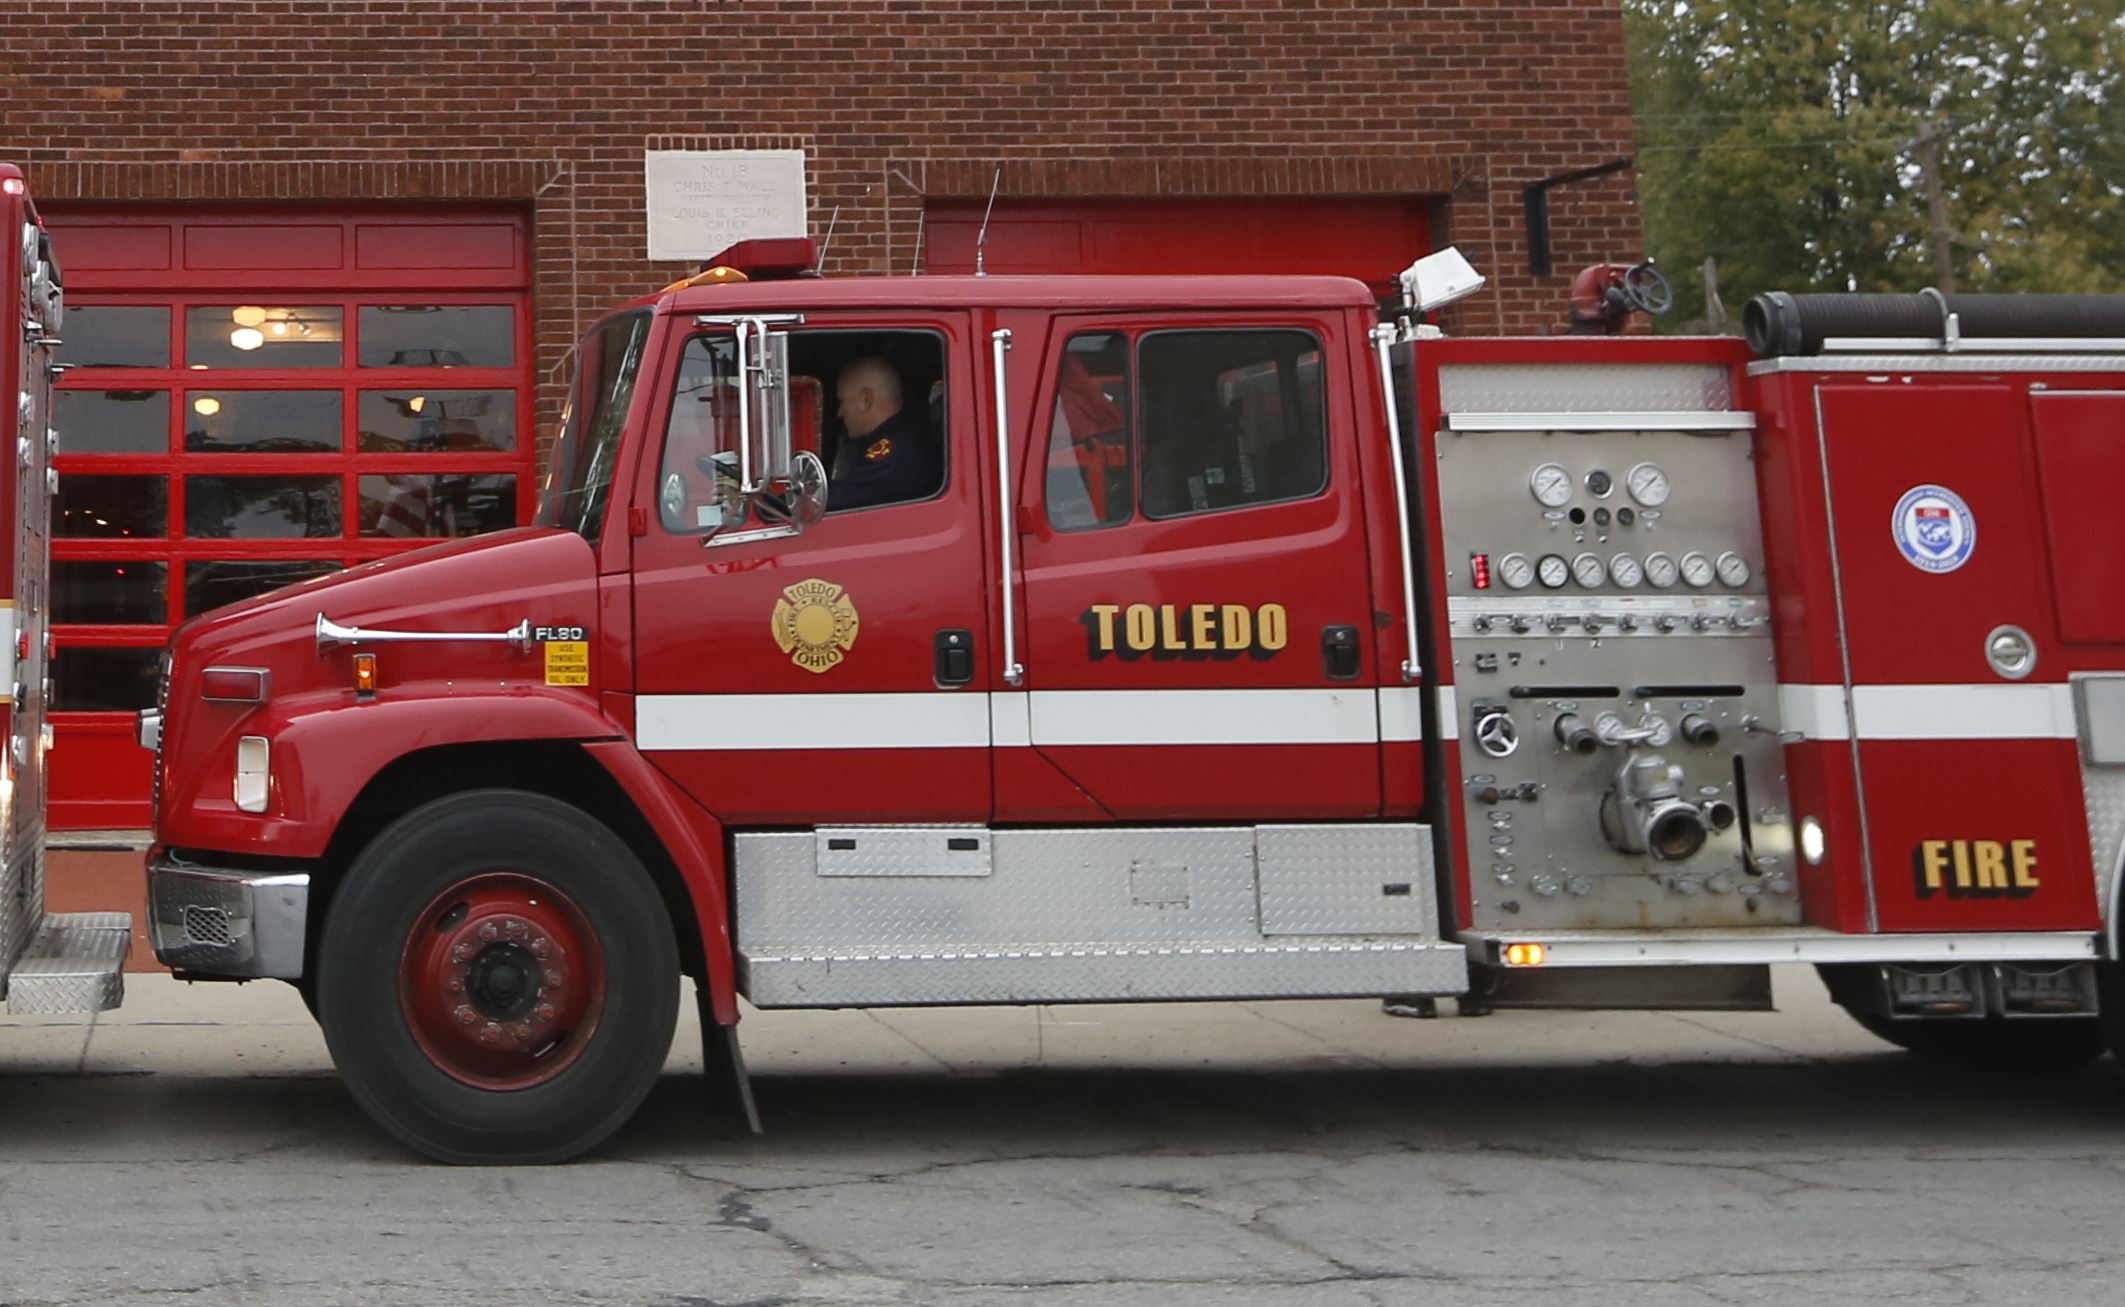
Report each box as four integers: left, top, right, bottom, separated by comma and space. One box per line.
1530, 463, 1573, 508
1626, 462, 1671, 507
1679, 551, 1715, 588
1644, 551, 1679, 588
1585, 469, 1613, 498
1498, 552, 1535, 590
1608, 553, 1644, 588
1537, 553, 1570, 589
1715, 551, 1752, 587
1571, 552, 1607, 589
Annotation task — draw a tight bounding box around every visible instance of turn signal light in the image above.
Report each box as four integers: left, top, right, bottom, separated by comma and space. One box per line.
1503, 942, 1547, 967
353, 652, 378, 696
200, 667, 269, 703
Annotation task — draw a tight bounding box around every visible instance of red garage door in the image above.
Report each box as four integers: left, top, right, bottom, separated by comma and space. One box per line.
41, 207, 533, 829
922, 198, 1431, 297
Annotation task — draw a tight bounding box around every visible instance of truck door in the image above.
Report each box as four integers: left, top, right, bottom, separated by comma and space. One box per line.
631, 311, 992, 824
1004, 314, 1382, 820
1815, 382, 2099, 932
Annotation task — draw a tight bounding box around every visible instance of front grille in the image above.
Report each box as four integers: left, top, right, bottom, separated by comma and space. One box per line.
180, 904, 233, 948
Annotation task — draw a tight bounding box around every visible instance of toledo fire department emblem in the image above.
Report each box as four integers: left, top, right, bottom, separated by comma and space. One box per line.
771, 578, 861, 674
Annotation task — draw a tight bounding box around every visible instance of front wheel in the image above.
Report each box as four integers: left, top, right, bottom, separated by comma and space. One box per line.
315, 790, 680, 1164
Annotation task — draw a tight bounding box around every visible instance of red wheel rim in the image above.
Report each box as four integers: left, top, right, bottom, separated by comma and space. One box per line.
398, 873, 606, 1090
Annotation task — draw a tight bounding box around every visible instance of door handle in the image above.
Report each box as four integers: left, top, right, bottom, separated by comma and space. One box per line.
1321, 625, 1361, 681
935, 629, 975, 688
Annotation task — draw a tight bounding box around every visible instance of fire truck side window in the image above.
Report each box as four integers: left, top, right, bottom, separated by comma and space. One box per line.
1139, 330, 1325, 520
657, 329, 946, 533
1044, 333, 1132, 531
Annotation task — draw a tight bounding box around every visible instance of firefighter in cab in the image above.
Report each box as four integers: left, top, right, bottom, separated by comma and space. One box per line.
829, 356, 942, 510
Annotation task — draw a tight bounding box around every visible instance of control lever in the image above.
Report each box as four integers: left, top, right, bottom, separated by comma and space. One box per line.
1741, 714, 1805, 746
1655, 614, 1681, 633
1582, 614, 1609, 633
1545, 613, 1574, 634
1595, 710, 1674, 748
1616, 614, 1639, 632
1509, 614, 1532, 634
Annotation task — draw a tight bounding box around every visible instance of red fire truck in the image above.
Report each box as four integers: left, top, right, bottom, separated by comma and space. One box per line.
0, 165, 131, 1017
10, 161, 2125, 1163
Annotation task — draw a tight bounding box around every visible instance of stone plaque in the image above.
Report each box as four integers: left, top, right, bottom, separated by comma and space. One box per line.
643, 149, 807, 262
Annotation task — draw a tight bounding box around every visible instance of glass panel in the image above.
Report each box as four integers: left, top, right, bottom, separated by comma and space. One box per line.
53, 562, 168, 625
1139, 330, 1327, 520
1044, 333, 1132, 531
53, 646, 162, 712
185, 476, 342, 539
656, 334, 738, 533
183, 390, 341, 454
54, 389, 168, 454
357, 389, 515, 453
359, 305, 515, 368
359, 474, 516, 538
56, 475, 168, 538
186, 559, 342, 617
540, 312, 650, 541
185, 306, 344, 369
62, 307, 169, 368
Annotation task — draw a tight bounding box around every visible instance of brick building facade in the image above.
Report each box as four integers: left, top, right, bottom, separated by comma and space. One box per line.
7, 0, 1642, 829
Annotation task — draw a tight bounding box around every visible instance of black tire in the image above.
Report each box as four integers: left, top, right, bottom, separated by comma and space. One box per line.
315, 790, 680, 1164
1843, 1008, 2108, 1069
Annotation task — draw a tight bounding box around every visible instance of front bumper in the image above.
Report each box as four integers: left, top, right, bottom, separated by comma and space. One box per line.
147, 853, 311, 979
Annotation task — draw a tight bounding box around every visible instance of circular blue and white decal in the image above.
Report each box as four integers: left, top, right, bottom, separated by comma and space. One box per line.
1891, 484, 1976, 574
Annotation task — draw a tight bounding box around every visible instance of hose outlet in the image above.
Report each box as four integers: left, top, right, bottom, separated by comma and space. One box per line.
1680, 713, 1720, 746
1554, 713, 1599, 756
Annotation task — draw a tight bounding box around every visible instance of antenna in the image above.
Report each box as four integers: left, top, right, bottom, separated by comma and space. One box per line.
816, 205, 841, 271
974, 165, 1002, 277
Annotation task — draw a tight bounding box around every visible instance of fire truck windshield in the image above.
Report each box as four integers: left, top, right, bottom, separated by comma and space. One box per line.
540, 311, 652, 540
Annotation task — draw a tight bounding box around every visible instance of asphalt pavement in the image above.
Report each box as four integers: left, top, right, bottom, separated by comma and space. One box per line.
3, 968, 2122, 1306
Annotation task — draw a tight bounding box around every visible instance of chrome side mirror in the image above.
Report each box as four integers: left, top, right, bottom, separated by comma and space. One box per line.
786, 449, 827, 528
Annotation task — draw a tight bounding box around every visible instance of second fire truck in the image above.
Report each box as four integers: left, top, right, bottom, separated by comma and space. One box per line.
11, 186, 2116, 1163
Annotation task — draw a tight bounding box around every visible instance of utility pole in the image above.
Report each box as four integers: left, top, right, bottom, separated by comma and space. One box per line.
1911, 117, 1956, 292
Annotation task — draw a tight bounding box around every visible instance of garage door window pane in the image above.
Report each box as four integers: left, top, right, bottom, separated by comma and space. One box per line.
63, 307, 169, 368
57, 475, 168, 538
359, 474, 515, 538
357, 390, 516, 453
54, 647, 161, 711
359, 306, 514, 368
53, 561, 168, 624
186, 476, 342, 538
55, 389, 168, 454
187, 559, 342, 616
184, 390, 341, 453
186, 306, 343, 369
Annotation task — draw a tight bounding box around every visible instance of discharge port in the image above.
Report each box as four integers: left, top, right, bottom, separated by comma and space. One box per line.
1554, 713, 1598, 755
1680, 713, 1720, 746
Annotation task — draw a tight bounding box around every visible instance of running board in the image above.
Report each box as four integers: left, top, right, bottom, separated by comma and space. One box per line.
5, 912, 131, 1014
1464, 928, 2099, 970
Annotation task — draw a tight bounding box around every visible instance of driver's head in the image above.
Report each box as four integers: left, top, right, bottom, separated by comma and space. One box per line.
835, 356, 903, 439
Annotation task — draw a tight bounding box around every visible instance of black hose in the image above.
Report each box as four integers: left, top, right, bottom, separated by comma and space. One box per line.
1745, 291, 2125, 357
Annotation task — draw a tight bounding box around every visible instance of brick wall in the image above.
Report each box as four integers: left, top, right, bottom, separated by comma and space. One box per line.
6, 0, 1642, 441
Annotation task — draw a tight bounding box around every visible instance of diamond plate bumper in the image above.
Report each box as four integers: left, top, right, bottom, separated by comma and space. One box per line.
147, 855, 310, 979
5, 912, 131, 1014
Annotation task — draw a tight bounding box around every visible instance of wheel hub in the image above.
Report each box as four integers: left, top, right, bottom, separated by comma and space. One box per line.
400, 873, 605, 1089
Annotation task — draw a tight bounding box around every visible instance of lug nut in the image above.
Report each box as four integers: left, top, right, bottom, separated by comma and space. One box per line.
451, 943, 474, 963
504, 919, 528, 941
545, 969, 564, 988
445, 977, 465, 994
536, 1003, 556, 1023
454, 1004, 477, 1025
512, 1023, 534, 1042
478, 1023, 502, 1044
529, 939, 551, 960
478, 922, 500, 942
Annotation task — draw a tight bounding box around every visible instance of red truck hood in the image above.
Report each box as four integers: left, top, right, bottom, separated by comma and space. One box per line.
167, 526, 602, 710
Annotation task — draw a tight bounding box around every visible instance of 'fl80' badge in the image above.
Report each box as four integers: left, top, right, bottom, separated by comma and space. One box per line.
772, 578, 860, 674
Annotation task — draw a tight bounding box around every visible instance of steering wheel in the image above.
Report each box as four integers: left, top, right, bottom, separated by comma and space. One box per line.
1623, 262, 1674, 316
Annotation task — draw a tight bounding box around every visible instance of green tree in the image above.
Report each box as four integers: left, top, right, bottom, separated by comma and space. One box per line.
1626, 0, 2125, 330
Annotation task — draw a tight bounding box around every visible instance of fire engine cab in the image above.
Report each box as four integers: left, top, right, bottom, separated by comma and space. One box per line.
24, 205, 2113, 1163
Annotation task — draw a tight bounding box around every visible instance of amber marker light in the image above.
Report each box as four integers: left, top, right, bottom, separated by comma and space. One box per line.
1503, 942, 1547, 967
353, 653, 378, 697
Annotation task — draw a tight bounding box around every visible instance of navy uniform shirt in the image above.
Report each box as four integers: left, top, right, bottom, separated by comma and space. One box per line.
829, 409, 941, 511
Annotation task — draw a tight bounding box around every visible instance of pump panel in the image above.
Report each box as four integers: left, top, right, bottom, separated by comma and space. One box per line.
1432, 370, 1799, 932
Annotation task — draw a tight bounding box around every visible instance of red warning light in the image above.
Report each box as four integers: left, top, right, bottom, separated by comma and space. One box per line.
1471, 552, 1491, 590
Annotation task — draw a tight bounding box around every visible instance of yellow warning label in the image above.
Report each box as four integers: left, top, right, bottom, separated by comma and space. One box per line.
544, 641, 590, 686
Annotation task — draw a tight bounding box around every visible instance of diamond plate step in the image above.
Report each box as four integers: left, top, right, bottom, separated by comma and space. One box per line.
5, 911, 131, 1014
